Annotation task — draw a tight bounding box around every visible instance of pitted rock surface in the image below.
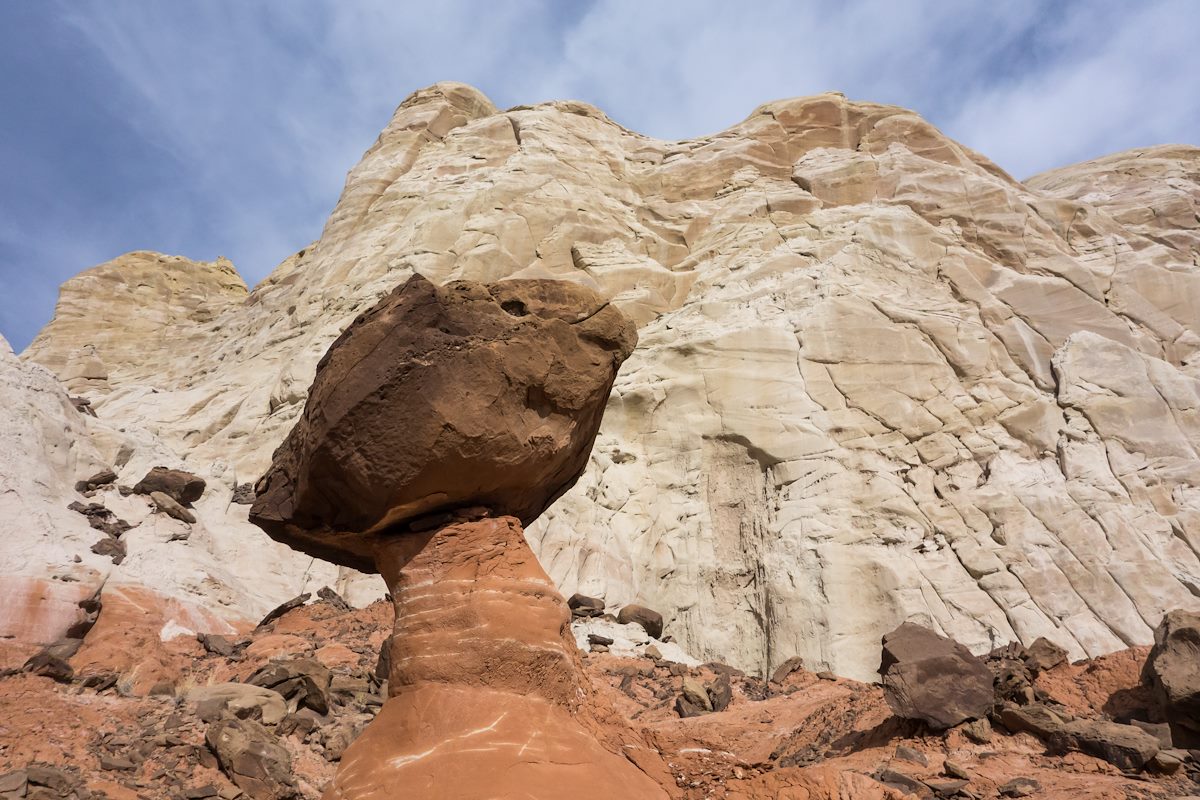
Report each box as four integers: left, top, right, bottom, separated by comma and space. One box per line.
250, 274, 636, 571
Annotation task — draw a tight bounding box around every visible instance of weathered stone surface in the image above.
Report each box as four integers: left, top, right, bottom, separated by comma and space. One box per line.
616, 604, 664, 639
879, 623, 992, 730
134, 466, 206, 506
249, 274, 637, 571
1025, 637, 1068, 673
150, 491, 196, 524
190, 684, 287, 727
328, 516, 669, 799
205, 717, 294, 799
568, 593, 605, 618
18, 82, 1200, 681
1143, 609, 1200, 747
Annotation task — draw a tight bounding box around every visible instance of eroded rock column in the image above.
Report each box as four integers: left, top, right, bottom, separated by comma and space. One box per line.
325, 514, 667, 799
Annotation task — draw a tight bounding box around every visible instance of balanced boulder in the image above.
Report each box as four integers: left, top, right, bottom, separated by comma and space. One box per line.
879, 622, 992, 730
250, 274, 637, 571
617, 604, 664, 639
1143, 609, 1200, 747
248, 275, 655, 799
133, 466, 206, 506
568, 593, 605, 618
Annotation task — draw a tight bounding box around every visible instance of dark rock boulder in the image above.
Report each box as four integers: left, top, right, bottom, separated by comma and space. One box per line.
879, 622, 992, 730
68, 500, 131, 538
770, 655, 805, 685
707, 673, 733, 712
249, 274, 637, 572
256, 594, 310, 629
998, 778, 1040, 797
23, 650, 74, 683
999, 703, 1070, 739
1000, 702, 1160, 771
1143, 609, 1200, 747
198, 633, 235, 658
1024, 637, 1068, 673
134, 466, 206, 506
74, 468, 117, 493
150, 491, 196, 524
90, 535, 126, 565
617, 604, 664, 639
205, 717, 295, 799
675, 695, 707, 718
317, 586, 352, 613
248, 658, 332, 715
568, 593, 605, 618
1048, 718, 1160, 772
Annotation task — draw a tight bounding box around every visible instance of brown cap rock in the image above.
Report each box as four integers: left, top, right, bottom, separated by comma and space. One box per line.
879, 622, 993, 730
249, 273, 637, 571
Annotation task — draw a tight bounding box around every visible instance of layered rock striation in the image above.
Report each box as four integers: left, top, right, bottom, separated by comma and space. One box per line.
330, 515, 668, 799
20, 81, 1200, 680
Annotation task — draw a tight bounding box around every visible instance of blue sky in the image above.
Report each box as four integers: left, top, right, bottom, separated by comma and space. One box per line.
2, 0, 1197, 351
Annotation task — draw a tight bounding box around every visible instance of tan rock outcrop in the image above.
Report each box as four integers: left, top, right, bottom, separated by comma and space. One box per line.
19, 82, 1200, 680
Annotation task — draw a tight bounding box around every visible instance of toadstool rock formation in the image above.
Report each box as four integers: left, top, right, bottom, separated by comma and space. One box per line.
250, 274, 660, 797
18, 81, 1200, 682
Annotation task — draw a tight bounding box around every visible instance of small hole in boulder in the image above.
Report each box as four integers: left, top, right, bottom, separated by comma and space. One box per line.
501, 299, 528, 317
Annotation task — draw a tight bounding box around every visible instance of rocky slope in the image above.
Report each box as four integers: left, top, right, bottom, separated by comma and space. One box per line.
4, 594, 1200, 799
0, 335, 371, 678
18, 82, 1200, 682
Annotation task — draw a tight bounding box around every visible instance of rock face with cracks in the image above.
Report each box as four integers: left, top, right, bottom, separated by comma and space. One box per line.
19, 80, 1200, 682
250, 273, 637, 572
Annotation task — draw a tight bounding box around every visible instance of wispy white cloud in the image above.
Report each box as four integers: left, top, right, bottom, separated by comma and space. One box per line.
1, 0, 1195, 349
944, 0, 1200, 178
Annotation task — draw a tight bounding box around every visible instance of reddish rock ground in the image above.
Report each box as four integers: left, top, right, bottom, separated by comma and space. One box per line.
1, 596, 1197, 799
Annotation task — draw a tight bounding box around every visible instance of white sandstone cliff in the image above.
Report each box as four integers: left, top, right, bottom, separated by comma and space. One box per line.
18, 82, 1200, 680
